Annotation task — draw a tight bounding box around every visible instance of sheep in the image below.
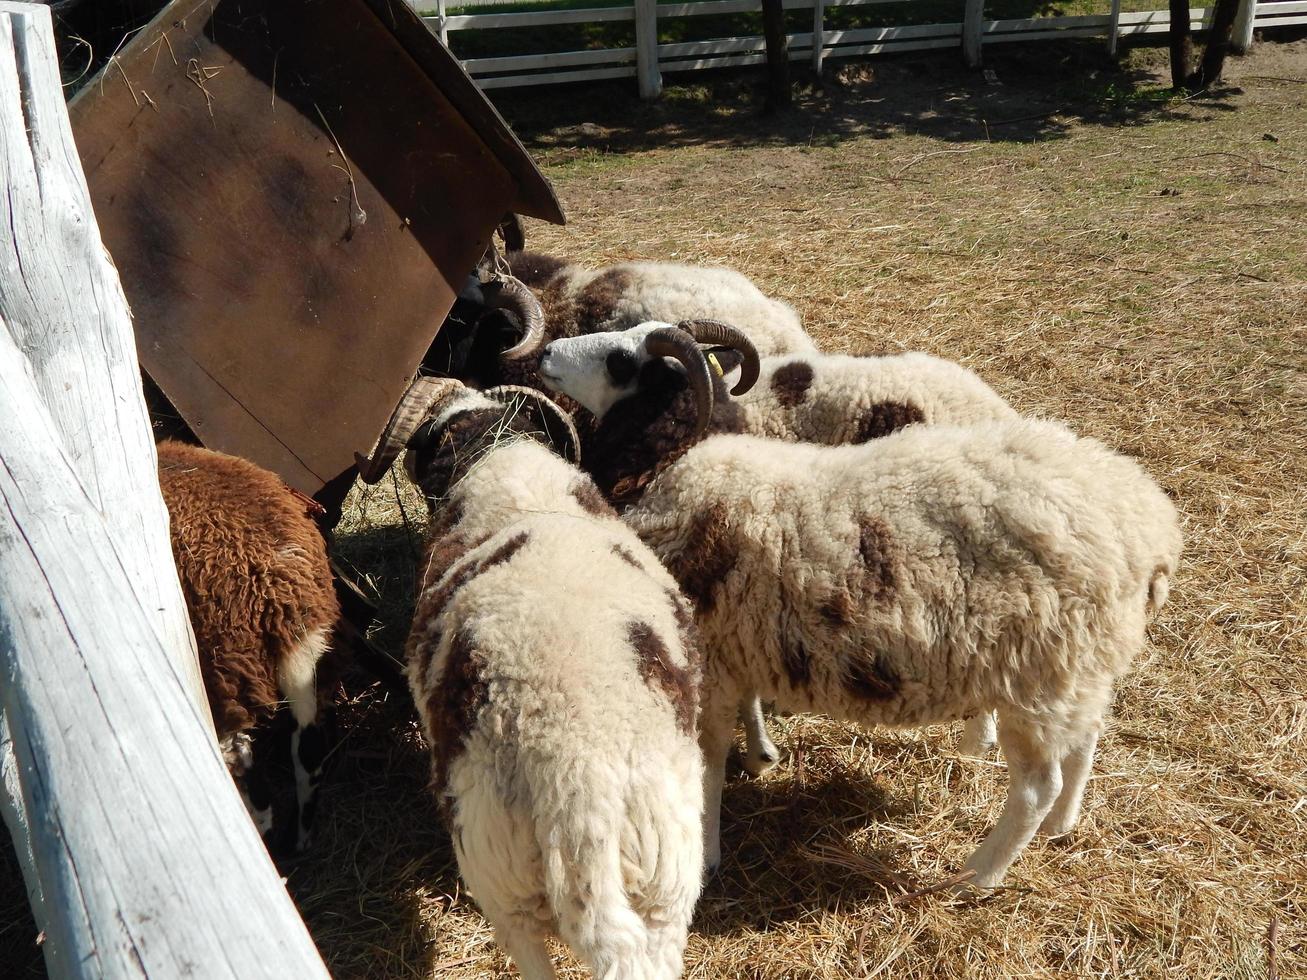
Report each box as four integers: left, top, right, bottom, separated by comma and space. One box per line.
156, 439, 339, 853
612, 419, 1180, 890
424, 249, 817, 390
354, 378, 705, 979
538, 320, 1021, 769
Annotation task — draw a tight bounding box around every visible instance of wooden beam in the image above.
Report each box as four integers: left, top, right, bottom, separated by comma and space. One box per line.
635, 0, 663, 98
813, 0, 826, 72
0, 2, 207, 718
0, 329, 332, 978
1231, 0, 1256, 51
962, 0, 984, 67
1107, 0, 1123, 55
0, 7, 329, 975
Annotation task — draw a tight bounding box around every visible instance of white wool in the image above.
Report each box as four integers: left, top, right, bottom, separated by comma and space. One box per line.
624, 418, 1181, 889
407, 433, 704, 979
560, 262, 815, 356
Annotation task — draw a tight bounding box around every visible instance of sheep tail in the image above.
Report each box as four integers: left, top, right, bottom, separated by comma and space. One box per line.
539, 778, 695, 980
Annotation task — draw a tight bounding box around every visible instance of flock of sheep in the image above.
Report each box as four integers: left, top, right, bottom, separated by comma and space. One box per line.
157, 225, 1182, 979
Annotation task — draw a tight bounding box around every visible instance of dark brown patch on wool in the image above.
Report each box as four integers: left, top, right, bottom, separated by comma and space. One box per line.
818, 589, 858, 628
573, 269, 633, 334
770, 360, 815, 408
663, 586, 703, 675
662, 503, 736, 614
429, 628, 491, 796
612, 544, 643, 570
506, 250, 569, 288
858, 517, 898, 601
780, 635, 811, 687
535, 268, 635, 345
842, 653, 900, 701
581, 369, 745, 510
418, 500, 467, 591
628, 621, 697, 736
854, 400, 926, 442
572, 476, 618, 519
410, 531, 530, 683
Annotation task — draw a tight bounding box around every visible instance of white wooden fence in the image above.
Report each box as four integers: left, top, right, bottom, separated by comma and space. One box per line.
415, 0, 1307, 95
0, 4, 330, 975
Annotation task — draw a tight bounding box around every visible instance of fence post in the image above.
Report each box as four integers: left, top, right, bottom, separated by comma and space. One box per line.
1231, 0, 1256, 51
1106, 0, 1122, 55
962, 0, 984, 68
812, 0, 826, 72
436, 0, 449, 44
635, 0, 663, 98
0, 6, 331, 975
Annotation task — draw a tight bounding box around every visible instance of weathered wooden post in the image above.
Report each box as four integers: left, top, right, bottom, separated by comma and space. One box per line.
761, 0, 792, 109
962, 0, 984, 68
1231, 0, 1257, 52
0, 4, 331, 975
436, 0, 450, 43
812, 0, 826, 72
0, 3, 205, 709
635, 0, 663, 98
1106, 0, 1123, 56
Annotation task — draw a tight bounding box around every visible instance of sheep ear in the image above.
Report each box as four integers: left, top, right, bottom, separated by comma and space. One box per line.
482, 385, 581, 465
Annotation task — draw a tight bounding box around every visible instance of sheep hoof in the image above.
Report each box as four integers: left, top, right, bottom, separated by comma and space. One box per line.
743, 747, 780, 777
957, 737, 994, 758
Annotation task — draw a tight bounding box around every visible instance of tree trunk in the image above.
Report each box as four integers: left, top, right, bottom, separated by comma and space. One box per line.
761, 0, 791, 112
1188, 0, 1243, 88
1169, 0, 1194, 88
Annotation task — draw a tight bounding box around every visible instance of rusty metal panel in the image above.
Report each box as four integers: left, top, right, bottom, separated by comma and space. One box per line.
69, 0, 562, 495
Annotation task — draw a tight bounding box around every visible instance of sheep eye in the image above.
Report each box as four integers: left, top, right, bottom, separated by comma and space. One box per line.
606, 349, 638, 385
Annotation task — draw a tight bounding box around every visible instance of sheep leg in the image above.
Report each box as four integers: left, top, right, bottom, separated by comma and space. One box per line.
220, 732, 273, 838
279, 626, 331, 852
1039, 723, 1101, 837
959, 714, 1064, 891
740, 693, 780, 776
958, 712, 998, 757
699, 703, 736, 875
492, 923, 556, 980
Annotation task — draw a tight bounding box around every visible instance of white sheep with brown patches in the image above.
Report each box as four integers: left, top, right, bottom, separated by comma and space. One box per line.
617, 418, 1180, 890
355, 380, 704, 980
156, 439, 339, 853
540, 324, 1024, 769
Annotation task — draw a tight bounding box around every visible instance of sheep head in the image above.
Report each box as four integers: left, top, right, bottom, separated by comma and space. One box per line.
538, 319, 760, 440
354, 377, 579, 502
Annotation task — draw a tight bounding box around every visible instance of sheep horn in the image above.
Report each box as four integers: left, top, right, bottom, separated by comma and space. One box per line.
676, 319, 760, 396
644, 327, 715, 442
483, 385, 582, 465
354, 376, 464, 484
497, 213, 526, 254
482, 275, 547, 361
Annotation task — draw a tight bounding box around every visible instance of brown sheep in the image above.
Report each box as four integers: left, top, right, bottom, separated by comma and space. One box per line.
157, 440, 339, 852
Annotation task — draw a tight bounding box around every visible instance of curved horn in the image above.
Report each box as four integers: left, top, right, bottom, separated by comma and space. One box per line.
644, 327, 714, 442
483, 385, 582, 465
677, 319, 760, 396
497, 213, 526, 254
482, 275, 546, 361
354, 377, 464, 484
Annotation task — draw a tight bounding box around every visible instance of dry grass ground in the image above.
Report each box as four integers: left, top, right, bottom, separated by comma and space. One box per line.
4, 36, 1305, 980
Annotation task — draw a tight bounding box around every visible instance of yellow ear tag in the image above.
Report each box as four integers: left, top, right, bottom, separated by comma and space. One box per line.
706, 352, 724, 378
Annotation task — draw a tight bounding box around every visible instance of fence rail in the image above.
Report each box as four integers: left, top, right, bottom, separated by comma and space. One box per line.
418, 0, 1306, 94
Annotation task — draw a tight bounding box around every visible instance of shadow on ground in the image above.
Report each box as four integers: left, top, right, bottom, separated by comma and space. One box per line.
495, 38, 1250, 155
